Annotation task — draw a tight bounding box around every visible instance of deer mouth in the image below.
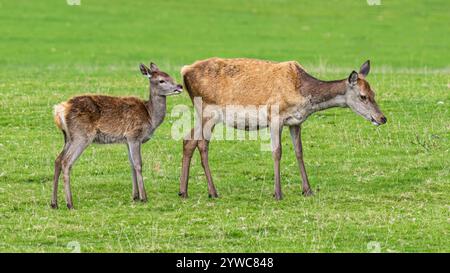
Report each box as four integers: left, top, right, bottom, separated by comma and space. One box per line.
167, 90, 182, 96
370, 117, 381, 126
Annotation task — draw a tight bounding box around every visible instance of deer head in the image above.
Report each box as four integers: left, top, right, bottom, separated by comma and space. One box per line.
140, 62, 183, 96
345, 60, 387, 126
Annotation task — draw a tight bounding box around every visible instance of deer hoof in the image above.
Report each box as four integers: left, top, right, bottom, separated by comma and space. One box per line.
302, 189, 314, 197
66, 204, 74, 210
132, 196, 140, 201
140, 198, 148, 203
273, 193, 283, 201
50, 203, 58, 209
208, 193, 219, 198
178, 192, 188, 198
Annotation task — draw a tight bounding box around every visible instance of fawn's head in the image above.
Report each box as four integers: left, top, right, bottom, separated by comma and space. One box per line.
140, 62, 183, 96
345, 60, 387, 126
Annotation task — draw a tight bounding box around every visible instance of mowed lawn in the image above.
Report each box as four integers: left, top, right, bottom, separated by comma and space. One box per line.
0, 0, 449, 252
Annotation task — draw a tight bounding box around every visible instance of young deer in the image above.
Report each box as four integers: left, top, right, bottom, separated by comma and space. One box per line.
179, 58, 387, 200
51, 63, 182, 209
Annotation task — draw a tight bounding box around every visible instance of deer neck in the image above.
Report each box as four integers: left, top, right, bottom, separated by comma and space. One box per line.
298, 69, 348, 113
145, 85, 167, 129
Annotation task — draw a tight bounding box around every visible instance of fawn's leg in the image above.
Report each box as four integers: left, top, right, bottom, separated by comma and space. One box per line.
61, 139, 89, 209
127, 143, 139, 201
179, 128, 198, 198
128, 141, 147, 202
271, 124, 283, 200
51, 133, 70, 209
289, 125, 313, 196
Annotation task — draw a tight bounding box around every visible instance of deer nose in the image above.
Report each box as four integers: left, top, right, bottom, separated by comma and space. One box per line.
177, 84, 183, 90
380, 116, 387, 124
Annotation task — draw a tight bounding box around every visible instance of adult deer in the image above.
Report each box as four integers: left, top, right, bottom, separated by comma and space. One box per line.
179, 58, 387, 200
51, 63, 183, 209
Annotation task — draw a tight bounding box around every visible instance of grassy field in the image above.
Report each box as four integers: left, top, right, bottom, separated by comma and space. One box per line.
0, 0, 449, 252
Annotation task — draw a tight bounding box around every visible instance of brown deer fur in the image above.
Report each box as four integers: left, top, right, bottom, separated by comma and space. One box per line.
182, 58, 305, 110
179, 57, 386, 200
55, 96, 152, 144
51, 63, 182, 209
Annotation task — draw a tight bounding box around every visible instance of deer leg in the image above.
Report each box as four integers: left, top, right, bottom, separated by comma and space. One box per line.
198, 139, 218, 198
179, 128, 198, 198
51, 133, 70, 209
289, 125, 313, 196
271, 125, 283, 200
128, 141, 147, 202
61, 139, 89, 209
127, 143, 139, 201
197, 119, 218, 198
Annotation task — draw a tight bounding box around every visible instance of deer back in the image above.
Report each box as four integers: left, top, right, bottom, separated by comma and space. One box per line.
61, 95, 151, 142
182, 58, 307, 111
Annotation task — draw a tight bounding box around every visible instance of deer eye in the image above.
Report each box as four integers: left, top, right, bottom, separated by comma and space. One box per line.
159, 80, 165, 84
360, 95, 367, 100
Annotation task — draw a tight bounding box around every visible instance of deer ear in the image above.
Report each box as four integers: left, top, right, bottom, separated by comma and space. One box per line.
140, 63, 151, 77
359, 60, 370, 78
348, 71, 358, 85
149, 62, 160, 73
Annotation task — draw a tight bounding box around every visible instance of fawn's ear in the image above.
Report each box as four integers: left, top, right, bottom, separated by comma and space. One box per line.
140, 63, 151, 77
149, 62, 160, 73
359, 60, 370, 78
348, 70, 358, 85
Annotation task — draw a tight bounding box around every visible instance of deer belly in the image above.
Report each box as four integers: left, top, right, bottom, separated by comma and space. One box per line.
283, 110, 308, 126
93, 131, 127, 144
222, 108, 269, 131
284, 116, 303, 126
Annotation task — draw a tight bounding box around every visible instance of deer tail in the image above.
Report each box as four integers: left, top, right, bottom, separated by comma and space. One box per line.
53, 102, 70, 139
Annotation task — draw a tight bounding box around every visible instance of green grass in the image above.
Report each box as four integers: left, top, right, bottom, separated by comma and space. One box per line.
0, 0, 449, 252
